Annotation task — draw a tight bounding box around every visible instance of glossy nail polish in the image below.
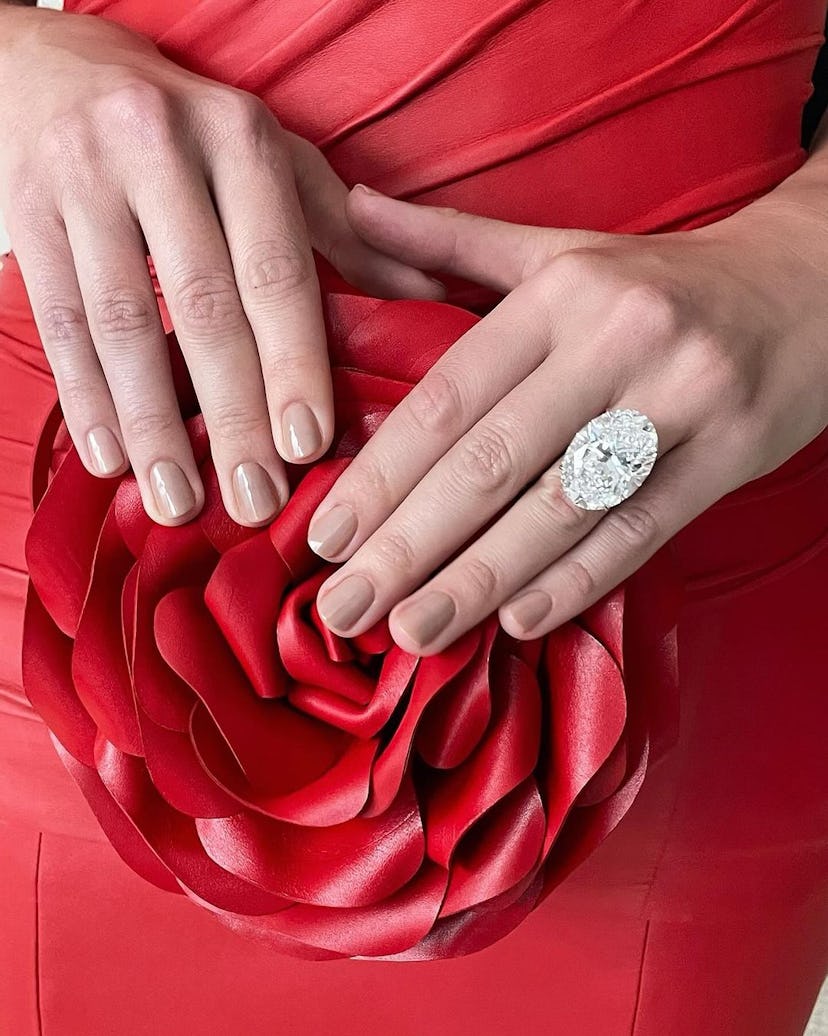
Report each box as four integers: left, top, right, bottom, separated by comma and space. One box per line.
149, 461, 197, 520
394, 590, 457, 648
232, 462, 281, 524
86, 426, 125, 475
308, 503, 358, 557
282, 402, 323, 460
317, 575, 375, 631
504, 589, 552, 633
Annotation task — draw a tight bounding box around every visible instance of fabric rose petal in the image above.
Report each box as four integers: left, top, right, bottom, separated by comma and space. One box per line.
22, 261, 684, 961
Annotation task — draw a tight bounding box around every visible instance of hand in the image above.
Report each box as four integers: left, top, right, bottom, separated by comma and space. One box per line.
304, 180, 828, 654
0, 7, 444, 527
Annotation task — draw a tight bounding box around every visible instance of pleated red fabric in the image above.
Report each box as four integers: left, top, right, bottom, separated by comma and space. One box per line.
1, 0, 827, 1033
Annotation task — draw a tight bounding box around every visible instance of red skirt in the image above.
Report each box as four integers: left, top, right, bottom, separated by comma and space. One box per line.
2, 0, 827, 1032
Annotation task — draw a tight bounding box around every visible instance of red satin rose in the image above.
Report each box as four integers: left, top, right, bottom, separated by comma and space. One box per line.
22, 268, 683, 960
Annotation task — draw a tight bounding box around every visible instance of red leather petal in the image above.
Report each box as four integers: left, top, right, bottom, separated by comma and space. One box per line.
289, 646, 419, 738
196, 777, 424, 908
191, 704, 378, 825
415, 621, 493, 769
156, 587, 347, 791
21, 587, 97, 766
94, 735, 289, 914
440, 779, 546, 917
138, 704, 241, 819
132, 522, 215, 730
364, 627, 482, 817
53, 735, 181, 896
71, 509, 142, 755
25, 446, 118, 636
539, 622, 627, 856
424, 648, 542, 868
265, 861, 449, 958
205, 531, 291, 700
375, 870, 543, 962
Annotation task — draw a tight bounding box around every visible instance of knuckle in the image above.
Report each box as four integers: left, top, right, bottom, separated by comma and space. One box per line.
564, 558, 597, 600
406, 368, 465, 435
603, 501, 660, 551
345, 456, 394, 510
534, 468, 590, 531
202, 88, 275, 154
548, 247, 608, 289
454, 423, 519, 494
123, 407, 178, 446
460, 556, 500, 599
174, 271, 244, 334
93, 289, 155, 345
208, 400, 271, 441
93, 81, 174, 150
612, 281, 683, 339
682, 330, 754, 414
371, 528, 417, 575
239, 241, 315, 302
38, 301, 89, 349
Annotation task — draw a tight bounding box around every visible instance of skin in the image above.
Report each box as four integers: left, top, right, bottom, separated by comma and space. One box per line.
0, 5, 445, 527
307, 119, 828, 654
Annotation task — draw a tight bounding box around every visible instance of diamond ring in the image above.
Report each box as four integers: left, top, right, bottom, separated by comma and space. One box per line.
559, 407, 659, 510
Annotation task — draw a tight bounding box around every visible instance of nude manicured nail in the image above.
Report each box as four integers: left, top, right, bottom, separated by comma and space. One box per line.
308, 503, 358, 557
149, 461, 197, 520
504, 589, 552, 633
282, 402, 322, 460
394, 590, 457, 648
317, 575, 375, 632
86, 426, 125, 475
232, 462, 281, 525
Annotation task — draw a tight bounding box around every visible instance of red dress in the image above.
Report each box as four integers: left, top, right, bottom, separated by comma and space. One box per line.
2, 1, 827, 1033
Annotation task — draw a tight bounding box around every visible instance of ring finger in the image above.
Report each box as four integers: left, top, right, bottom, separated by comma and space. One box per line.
390, 420, 690, 656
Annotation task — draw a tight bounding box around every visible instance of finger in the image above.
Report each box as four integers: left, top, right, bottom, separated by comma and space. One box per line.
61, 207, 207, 525
498, 436, 725, 640
132, 147, 288, 526
345, 184, 607, 293
206, 99, 334, 463
306, 275, 568, 562
312, 350, 624, 640
9, 212, 130, 481
283, 131, 447, 301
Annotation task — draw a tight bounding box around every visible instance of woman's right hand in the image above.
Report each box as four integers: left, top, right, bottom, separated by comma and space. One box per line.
0, 5, 445, 526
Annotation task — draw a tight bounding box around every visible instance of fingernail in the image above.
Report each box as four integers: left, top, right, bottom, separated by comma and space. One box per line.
317, 574, 375, 631
503, 590, 552, 633
282, 402, 323, 460
149, 460, 197, 520
354, 182, 382, 196
308, 503, 358, 557
232, 462, 281, 525
86, 426, 125, 475
394, 590, 457, 648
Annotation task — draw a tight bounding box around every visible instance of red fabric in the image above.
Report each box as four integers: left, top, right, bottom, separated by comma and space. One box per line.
1, 0, 827, 1032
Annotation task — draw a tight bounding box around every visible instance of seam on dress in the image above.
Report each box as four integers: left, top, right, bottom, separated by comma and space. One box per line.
34, 832, 43, 1036
630, 919, 651, 1035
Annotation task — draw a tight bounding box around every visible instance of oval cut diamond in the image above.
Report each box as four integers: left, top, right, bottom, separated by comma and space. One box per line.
559, 408, 658, 510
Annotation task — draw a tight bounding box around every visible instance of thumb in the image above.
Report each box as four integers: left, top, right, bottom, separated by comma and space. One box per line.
345, 183, 607, 293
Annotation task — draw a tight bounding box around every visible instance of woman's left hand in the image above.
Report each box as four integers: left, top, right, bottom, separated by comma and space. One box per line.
306, 181, 828, 655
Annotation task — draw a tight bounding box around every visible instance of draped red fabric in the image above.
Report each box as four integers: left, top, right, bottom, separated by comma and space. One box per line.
1, 1, 827, 1033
